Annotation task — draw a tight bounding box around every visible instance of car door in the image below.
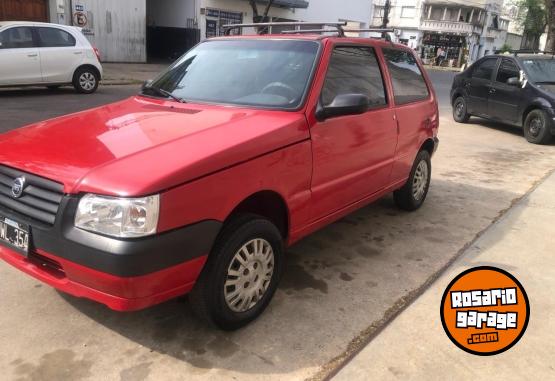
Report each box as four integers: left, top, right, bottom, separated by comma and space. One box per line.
35, 26, 84, 83
309, 44, 398, 220
466, 57, 499, 116
0, 26, 41, 85
381, 47, 437, 184
488, 58, 522, 123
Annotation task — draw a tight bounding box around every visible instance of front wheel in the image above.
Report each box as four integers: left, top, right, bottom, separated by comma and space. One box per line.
394, 150, 431, 211
189, 214, 284, 330
73, 67, 99, 94
453, 96, 470, 123
523, 109, 552, 144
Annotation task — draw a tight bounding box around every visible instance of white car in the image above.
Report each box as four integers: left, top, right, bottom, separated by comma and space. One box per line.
0, 21, 102, 93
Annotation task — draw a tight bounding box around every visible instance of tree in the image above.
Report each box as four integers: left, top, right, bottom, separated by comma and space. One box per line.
248, 0, 275, 23
546, 0, 555, 51
514, 0, 548, 50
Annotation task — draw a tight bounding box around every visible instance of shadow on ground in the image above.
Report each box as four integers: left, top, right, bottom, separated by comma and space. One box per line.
58, 177, 522, 377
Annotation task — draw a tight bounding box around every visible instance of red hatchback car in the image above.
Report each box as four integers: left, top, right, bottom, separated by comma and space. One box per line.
0, 28, 438, 329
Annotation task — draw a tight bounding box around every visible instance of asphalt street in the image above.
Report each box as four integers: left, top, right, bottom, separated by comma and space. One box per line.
1, 71, 554, 381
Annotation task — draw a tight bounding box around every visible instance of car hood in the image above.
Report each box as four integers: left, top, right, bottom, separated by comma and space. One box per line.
0, 96, 309, 195
536, 83, 555, 96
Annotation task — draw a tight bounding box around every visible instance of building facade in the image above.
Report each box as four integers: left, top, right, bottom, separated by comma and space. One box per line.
1, 0, 374, 63
372, 0, 511, 66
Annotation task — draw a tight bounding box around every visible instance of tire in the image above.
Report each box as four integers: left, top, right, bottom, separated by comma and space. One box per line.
453, 96, 470, 123
523, 109, 552, 144
47, 85, 61, 90
189, 214, 284, 330
72, 67, 99, 94
394, 150, 432, 211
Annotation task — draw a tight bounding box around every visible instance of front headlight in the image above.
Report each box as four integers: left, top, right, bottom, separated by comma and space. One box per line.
75, 194, 160, 238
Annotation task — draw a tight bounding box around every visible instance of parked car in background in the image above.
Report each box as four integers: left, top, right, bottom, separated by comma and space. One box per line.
451, 53, 555, 144
0, 21, 102, 93
0, 25, 439, 330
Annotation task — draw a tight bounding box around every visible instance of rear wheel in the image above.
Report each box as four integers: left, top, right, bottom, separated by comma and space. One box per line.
523, 109, 552, 144
73, 67, 99, 94
453, 96, 470, 123
189, 214, 284, 330
394, 150, 431, 211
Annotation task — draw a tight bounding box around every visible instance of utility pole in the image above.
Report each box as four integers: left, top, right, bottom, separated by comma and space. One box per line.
381, 0, 391, 39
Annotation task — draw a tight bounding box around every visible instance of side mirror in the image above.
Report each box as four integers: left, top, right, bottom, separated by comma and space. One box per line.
507, 77, 522, 87
142, 79, 153, 90
316, 94, 370, 121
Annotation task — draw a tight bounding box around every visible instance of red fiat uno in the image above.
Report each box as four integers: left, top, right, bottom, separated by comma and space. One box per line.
0, 23, 438, 330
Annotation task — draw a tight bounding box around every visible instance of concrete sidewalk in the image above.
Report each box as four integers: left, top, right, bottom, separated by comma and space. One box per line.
101, 63, 170, 85
333, 171, 555, 380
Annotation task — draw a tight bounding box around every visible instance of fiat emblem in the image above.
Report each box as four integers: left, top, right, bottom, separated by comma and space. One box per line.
11, 177, 26, 198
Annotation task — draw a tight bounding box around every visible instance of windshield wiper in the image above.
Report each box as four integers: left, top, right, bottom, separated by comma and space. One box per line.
143, 85, 187, 103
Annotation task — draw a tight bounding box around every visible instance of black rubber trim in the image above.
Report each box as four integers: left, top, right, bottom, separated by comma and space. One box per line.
1, 195, 222, 277
433, 137, 439, 153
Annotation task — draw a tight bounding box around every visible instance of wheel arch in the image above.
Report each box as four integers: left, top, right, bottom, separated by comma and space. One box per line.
419, 138, 436, 157
521, 98, 552, 125
73, 64, 101, 82
224, 190, 290, 240
451, 90, 465, 106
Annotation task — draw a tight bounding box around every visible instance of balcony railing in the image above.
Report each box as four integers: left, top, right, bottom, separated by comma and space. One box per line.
420, 20, 481, 34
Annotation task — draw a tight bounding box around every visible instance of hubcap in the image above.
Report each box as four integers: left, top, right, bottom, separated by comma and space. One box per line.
529, 117, 543, 137
455, 101, 464, 118
79, 72, 96, 91
412, 160, 429, 201
224, 238, 275, 313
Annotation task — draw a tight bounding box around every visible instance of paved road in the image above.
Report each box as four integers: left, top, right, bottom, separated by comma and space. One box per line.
334, 170, 555, 381
1, 72, 554, 381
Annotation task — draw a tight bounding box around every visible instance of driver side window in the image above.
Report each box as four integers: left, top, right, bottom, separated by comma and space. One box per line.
496, 59, 520, 84
321, 46, 387, 108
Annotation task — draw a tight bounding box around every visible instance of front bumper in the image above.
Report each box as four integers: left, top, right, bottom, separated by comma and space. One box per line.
0, 195, 222, 311
0, 246, 207, 311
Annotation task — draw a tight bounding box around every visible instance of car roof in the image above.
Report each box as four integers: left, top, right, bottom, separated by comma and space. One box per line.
208, 34, 410, 49
486, 53, 555, 61
0, 21, 75, 29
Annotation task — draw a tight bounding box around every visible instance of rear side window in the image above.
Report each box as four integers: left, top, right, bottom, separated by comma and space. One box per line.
496, 59, 520, 84
382, 48, 429, 105
37, 27, 76, 47
472, 58, 497, 80
321, 46, 387, 108
0, 27, 36, 49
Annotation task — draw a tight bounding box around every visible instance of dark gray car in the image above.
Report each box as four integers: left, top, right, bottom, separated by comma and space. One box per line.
451, 53, 555, 144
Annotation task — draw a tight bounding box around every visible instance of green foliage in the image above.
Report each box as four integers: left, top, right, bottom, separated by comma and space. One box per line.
514, 0, 548, 35
499, 43, 513, 53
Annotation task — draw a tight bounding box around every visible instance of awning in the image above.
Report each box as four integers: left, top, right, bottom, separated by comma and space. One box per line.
239, 0, 310, 9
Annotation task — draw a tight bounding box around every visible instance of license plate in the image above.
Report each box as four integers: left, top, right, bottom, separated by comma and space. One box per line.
0, 215, 29, 255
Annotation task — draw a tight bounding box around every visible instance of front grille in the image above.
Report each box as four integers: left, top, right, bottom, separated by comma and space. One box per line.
0, 166, 64, 225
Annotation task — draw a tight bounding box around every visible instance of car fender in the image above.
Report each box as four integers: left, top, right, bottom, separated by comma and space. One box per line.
521, 97, 553, 124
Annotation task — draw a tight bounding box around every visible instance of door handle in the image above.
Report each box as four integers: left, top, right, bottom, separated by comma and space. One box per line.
27, 53, 38, 57
489, 88, 496, 94
73, 51, 83, 55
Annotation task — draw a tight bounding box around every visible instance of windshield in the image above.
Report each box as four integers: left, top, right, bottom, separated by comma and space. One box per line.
521, 58, 555, 83
144, 39, 320, 109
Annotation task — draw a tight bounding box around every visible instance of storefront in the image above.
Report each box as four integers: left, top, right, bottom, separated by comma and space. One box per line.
204, 7, 243, 38
421, 32, 466, 66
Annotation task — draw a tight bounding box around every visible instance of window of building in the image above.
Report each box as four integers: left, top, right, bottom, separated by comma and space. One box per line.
0, 27, 35, 49
401, 6, 416, 18
37, 28, 76, 47
382, 48, 429, 104
472, 58, 497, 80
373, 6, 385, 19
321, 46, 387, 108
496, 59, 520, 83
